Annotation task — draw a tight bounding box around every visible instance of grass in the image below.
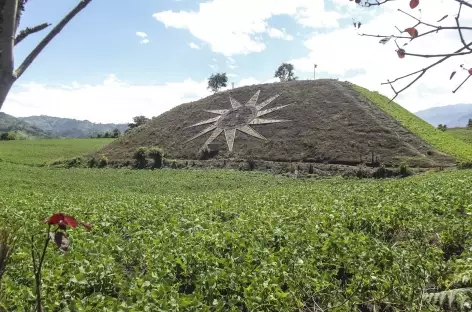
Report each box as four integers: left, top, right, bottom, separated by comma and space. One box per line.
353, 85, 472, 164
447, 127, 472, 144
0, 138, 113, 166
0, 142, 472, 309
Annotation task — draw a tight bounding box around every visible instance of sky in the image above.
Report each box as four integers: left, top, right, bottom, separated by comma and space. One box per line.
3, 0, 472, 123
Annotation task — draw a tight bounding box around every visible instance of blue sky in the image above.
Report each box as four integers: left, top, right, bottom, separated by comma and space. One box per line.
4, 0, 472, 123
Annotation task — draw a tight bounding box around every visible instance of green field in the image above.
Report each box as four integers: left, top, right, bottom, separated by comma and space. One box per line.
447, 128, 472, 145
1, 140, 472, 311
0, 139, 113, 166
353, 85, 472, 164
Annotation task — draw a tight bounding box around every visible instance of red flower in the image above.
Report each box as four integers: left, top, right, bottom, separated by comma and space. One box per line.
44, 213, 90, 231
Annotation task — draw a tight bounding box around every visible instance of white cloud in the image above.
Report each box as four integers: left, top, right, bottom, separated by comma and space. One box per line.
267, 28, 294, 40
226, 56, 238, 69
4, 75, 211, 123
136, 32, 150, 44
3, 75, 282, 123
152, 0, 342, 56
290, 0, 472, 112
189, 42, 201, 49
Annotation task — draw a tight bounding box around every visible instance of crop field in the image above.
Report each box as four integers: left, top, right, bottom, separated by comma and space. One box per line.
353, 85, 472, 164
0, 139, 113, 166
1, 140, 472, 311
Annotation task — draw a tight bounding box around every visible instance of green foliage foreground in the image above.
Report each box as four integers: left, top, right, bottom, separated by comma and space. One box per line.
352, 85, 472, 164
1, 161, 472, 311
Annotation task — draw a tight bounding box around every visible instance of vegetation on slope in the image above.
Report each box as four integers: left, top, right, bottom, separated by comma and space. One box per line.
0, 139, 113, 166
1, 158, 472, 310
352, 85, 472, 164
19, 115, 128, 138
447, 128, 472, 145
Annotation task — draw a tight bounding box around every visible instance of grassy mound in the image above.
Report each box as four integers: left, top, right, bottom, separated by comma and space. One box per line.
352, 85, 472, 164
0, 138, 113, 166
98, 80, 455, 171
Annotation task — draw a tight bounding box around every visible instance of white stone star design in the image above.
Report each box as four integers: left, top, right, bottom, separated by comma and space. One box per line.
185, 90, 291, 152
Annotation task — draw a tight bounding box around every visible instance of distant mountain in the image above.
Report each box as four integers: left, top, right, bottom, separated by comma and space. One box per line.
415, 104, 472, 127
0, 112, 54, 138
19, 115, 128, 138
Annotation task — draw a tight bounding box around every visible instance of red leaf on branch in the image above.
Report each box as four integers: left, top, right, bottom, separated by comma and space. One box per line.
405, 27, 418, 38
469, 68, 472, 75
450, 71, 456, 80
410, 0, 419, 9
397, 49, 406, 59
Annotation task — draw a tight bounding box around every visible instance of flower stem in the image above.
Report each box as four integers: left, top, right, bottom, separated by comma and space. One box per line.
35, 224, 51, 312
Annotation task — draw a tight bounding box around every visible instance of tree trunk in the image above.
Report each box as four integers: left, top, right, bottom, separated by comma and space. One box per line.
0, 73, 15, 110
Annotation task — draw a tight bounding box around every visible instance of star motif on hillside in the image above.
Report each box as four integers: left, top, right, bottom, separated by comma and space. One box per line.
185, 90, 291, 152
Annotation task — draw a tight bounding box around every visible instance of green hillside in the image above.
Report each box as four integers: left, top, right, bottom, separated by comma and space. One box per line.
0, 138, 113, 166
352, 85, 472, 164
0, 112, 53, 139
20, 115, 128, 138
447, 127, 472, 144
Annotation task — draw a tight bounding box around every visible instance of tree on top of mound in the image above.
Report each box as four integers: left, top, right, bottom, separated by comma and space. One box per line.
351, 0, 472, 101
207, 73, 228, 93
0, 0, 94, 111
127, 116, 150, 131
274, 63, 298, 82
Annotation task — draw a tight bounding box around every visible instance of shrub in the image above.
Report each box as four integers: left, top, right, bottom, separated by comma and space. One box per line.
399, 162, 413, 177
0, 133, 8, 140
6, 132, 16, 141
247, 158, 256, 171
88, 157, 97, 168
98, 154, 108, 168
134, 147, 148, 169
148, 147, 164, 169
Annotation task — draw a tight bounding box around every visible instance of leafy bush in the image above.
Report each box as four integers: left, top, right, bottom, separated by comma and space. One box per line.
98, 154, 108, 168
147, 147, 164, 169
399, 162, 412, 177
134, 147, 148, 169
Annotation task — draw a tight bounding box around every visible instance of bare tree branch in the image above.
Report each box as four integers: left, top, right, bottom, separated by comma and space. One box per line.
14, 23, 51, 46
360, 0, 396, 7
14, 0, 93, 79
455, 2, 472, 51
355, 0, 472, 99
383, 41, 472, 102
